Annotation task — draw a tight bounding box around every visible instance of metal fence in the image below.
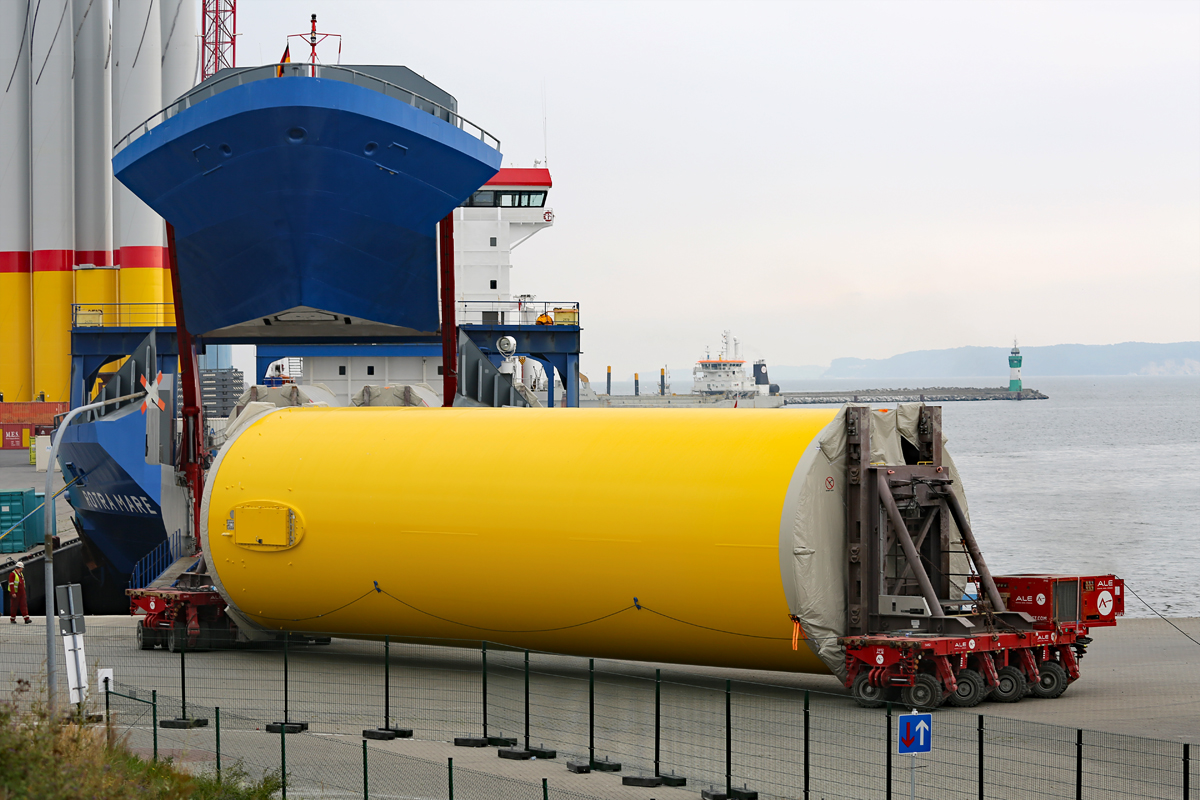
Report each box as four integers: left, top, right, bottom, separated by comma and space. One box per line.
1, 626, 1194, 800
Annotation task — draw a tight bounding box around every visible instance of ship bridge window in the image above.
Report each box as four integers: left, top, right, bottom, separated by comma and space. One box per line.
463, 190, 547, 208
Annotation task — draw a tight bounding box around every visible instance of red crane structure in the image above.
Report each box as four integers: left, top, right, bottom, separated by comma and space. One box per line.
201, 0, 237, 80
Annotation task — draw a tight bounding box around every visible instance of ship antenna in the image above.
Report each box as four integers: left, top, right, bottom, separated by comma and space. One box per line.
541, 80, 548, 167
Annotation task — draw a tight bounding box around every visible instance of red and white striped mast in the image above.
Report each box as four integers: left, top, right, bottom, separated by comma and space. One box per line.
201, 1, 237, 80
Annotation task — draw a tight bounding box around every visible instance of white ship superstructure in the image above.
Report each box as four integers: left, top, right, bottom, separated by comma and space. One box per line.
692, 331, 753, 395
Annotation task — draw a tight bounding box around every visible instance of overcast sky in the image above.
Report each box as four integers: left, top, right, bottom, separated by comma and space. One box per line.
234, 0, 1199, 377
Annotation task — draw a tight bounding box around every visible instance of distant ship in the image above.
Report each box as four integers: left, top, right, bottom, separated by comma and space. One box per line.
692, 331, 776, 396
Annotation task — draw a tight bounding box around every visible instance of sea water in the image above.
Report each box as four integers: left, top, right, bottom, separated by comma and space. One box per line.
778, 375, 1200, 618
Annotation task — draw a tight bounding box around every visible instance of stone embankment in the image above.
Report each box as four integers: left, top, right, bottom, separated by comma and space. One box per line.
781, 387, 1048, 404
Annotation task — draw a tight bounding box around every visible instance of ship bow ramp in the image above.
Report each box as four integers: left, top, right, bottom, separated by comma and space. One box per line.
112, 72, 501, 339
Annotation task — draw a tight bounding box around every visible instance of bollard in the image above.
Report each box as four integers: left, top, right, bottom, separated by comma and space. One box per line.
216, 707, 221, 782
977, 715, 984, 800
654, 668, 661, 777
448, 756, 455, 800
725, 680, 732, 796
363, 739, 368, 800
803, 690, 810, 800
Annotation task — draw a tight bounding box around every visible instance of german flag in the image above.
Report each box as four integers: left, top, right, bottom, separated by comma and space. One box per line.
276, 44, 291, 77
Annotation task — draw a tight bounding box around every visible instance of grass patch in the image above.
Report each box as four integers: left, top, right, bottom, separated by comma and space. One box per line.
0, 679, 282, 799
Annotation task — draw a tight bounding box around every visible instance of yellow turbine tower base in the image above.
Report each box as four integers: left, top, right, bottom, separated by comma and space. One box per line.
31, 258, 73, 402
203, 407, 840, 674
0, 263, 32, 401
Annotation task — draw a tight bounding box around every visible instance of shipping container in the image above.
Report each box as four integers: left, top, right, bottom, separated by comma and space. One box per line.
0, 489, 45, 554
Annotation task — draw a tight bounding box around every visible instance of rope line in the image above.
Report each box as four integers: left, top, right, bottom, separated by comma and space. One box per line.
1125, 584, 1200, 648
246, 588, 376, 623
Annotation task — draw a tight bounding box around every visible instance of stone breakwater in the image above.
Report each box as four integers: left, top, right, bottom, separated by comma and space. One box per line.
782, 387, 1048, 404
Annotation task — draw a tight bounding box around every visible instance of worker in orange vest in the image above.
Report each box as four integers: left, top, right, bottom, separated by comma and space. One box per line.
7, 561, 30, 624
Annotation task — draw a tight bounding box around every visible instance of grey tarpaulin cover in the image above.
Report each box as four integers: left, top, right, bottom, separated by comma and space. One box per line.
778, 404, 971, 680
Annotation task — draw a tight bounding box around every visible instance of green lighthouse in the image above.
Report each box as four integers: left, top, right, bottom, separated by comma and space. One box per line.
1009, 340, 1022, 392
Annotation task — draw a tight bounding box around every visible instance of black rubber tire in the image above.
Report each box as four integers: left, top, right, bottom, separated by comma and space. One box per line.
948, 669, 986, 708
900, 673, 944, 710
166, 624, 183, 654
852, 672, 888, 708
990, 666, 1026, 703
1031, 660, 1069, 699
136, 621, 156, 650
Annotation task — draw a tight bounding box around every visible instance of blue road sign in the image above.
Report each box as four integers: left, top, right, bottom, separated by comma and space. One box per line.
897, 713, 932, 754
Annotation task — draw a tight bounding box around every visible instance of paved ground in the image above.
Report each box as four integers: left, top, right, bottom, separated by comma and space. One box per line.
2, 615, 1196, 799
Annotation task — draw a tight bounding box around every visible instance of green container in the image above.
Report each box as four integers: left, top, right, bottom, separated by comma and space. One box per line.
0, 490, 45, 554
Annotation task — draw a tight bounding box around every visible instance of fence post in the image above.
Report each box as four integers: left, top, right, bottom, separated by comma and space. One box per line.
1075, 729, 1083, 800
105, 676, 112, 753
885, 702, 892, 800
363, 739, 368, 800
180, 634, 187, 720
542, 776, 548, 800
152, 690, 158, 762
803, 690, 810, 800
654, 668, 661, 777
725, 679, 732, 797
481, 643, 488, 739
283, 636, 290, 725
588, 658, 595, 766
448, 756, 454, 800
1184, 743, 1190, 800
383, 635, 390, 731
977, 715, 984, 800
524, 650, 530, 751
281, 713, 288, 800
216, 707, 221, 782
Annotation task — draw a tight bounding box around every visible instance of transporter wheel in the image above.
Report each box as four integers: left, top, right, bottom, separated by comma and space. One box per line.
947, 669, 986, 708
1031, 660, 1069, 699
166, 624, 185, 654
990, 666, 1026, 703
136, 621, 157, 650
900, 673, 944, 710
852, 672, 889, 708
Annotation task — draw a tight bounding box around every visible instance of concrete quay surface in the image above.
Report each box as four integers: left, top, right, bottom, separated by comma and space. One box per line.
2, 615, 1196, 799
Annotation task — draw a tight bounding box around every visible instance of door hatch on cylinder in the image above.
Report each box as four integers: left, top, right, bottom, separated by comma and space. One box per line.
228, 503, 303, 551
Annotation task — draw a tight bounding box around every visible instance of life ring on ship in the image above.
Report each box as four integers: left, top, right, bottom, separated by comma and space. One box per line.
543, 210, 554, 223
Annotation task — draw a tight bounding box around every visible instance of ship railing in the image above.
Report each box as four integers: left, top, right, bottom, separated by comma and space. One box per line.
457, 300, 580, 327
114, 63, 501, 154
71, 303, 175, 328
127, 530, 185, 592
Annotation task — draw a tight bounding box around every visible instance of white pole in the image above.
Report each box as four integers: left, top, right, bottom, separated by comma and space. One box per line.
44, 395, 141, 716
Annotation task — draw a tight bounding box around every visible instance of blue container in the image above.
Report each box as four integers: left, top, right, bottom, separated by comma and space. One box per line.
0, 490, 45, 554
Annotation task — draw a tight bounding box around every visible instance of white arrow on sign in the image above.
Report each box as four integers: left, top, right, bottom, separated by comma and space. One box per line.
915, 719, 930, 747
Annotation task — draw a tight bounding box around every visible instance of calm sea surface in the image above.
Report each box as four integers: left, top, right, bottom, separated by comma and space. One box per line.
775, 376, 1200, 618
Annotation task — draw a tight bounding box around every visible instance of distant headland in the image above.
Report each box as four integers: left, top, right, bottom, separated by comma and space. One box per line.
772, 341, 1200, 380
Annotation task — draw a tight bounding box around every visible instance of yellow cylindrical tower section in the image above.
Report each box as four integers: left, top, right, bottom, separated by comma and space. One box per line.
204, 407, 840, 673
0, 260, 32, 402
